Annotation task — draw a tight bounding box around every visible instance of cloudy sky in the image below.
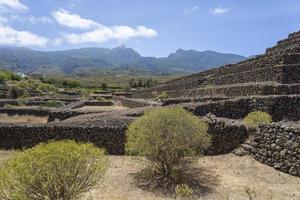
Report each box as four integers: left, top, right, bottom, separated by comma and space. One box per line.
0, 0, 299, 56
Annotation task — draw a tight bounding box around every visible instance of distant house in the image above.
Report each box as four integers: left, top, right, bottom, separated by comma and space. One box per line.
16, 72, 27, 78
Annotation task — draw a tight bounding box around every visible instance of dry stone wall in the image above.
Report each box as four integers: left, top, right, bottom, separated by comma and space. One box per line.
0, 116, 133, 155
142, 83, 300, 99
48, 100, 86, 122
242, 122, 300, 176
0, 108, 50, 116
112, 96, 158, 108
203, 115, 249, 155
0, 98, 80, 107
185, 95, 300, 122
0, 106, 299, 177
48, 100, 114, 122
0, 112, 249, 156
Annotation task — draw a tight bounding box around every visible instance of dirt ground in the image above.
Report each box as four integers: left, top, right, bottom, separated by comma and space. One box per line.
89, 155, 300, 200
0, 114, 48, 123
0, 151, 299, 200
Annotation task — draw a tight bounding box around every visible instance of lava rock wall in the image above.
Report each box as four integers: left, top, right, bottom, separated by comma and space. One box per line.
243, 123, 300, 176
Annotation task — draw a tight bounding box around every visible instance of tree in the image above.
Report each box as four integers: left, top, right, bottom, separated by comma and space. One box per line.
101, 83, 108, 90
137, 78, 143, 87
129, 78, 135, 88
145, 78, 153, 87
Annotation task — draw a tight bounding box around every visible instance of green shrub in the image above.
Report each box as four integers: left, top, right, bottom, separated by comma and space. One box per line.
62, 80, 81, 88
154, 91, 169, 101
243, 111, 272, 128
3, 104, 15, 108
126, 107, 211, 191
96, 97, 111, 102
0, 70, 21, 84
36, 83, 56, 94
101, 83, 107, 90
7, 85, 27, 99
0, 71, 10, 84
175, 184, 193, 199
0, 140, 108, 200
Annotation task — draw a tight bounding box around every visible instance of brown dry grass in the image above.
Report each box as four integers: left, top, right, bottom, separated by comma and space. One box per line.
75, 106, 128, 112
0, 151, 299, 200
0, 114, 48, 124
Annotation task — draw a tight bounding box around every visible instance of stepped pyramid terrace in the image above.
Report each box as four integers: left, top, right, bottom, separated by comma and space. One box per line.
134, 31, 300, 99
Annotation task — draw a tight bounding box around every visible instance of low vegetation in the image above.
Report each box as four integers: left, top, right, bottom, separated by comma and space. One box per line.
175, 184, 194, 199
0, 140, 108, 200
39, 100, 64, 108
126, 107, 211, 195
243, 111, 272, 128
96, 97, 112, 102
0, 70, 21, 84
0, 69, 179, 99
3, 100, 25, 108
154, 91, 169, 101
4, 76, 57, 98
43, 73, 177, 90
128, 78, 159, 88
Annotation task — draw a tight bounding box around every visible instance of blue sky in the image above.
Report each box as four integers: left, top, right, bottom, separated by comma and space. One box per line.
0, 0, 299, 57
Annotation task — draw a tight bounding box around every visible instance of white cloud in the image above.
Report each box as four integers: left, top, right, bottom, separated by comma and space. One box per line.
210, 7, 229, 15
28, 16, 53, 24
0, 5, 157, 47
52, 9, 99, 29
0, 1, 59, 47
0, 0, 28, 12
183, 6, 199, 15
0, 0, 52, 25
64, 25, 157, 44
10, 15, 54, 24
0, 25, 49, 47
52, 9, 157, 44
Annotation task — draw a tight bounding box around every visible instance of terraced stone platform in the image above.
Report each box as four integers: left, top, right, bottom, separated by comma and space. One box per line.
133, 31, 300, 99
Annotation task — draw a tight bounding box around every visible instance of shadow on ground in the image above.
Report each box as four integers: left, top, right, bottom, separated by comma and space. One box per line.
131, 163, 219, 198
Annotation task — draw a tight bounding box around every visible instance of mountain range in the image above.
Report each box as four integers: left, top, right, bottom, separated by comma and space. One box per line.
0, 46, 246, 76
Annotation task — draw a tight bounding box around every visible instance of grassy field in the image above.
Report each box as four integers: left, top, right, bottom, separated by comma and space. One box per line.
0, 114, 48, 123
0, 151, 299, 200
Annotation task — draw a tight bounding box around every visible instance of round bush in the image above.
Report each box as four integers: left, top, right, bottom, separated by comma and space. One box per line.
154, 91, 169, 101
243, 111, 272, 128
0, 140, 108, 200
126, 107, 211, 179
